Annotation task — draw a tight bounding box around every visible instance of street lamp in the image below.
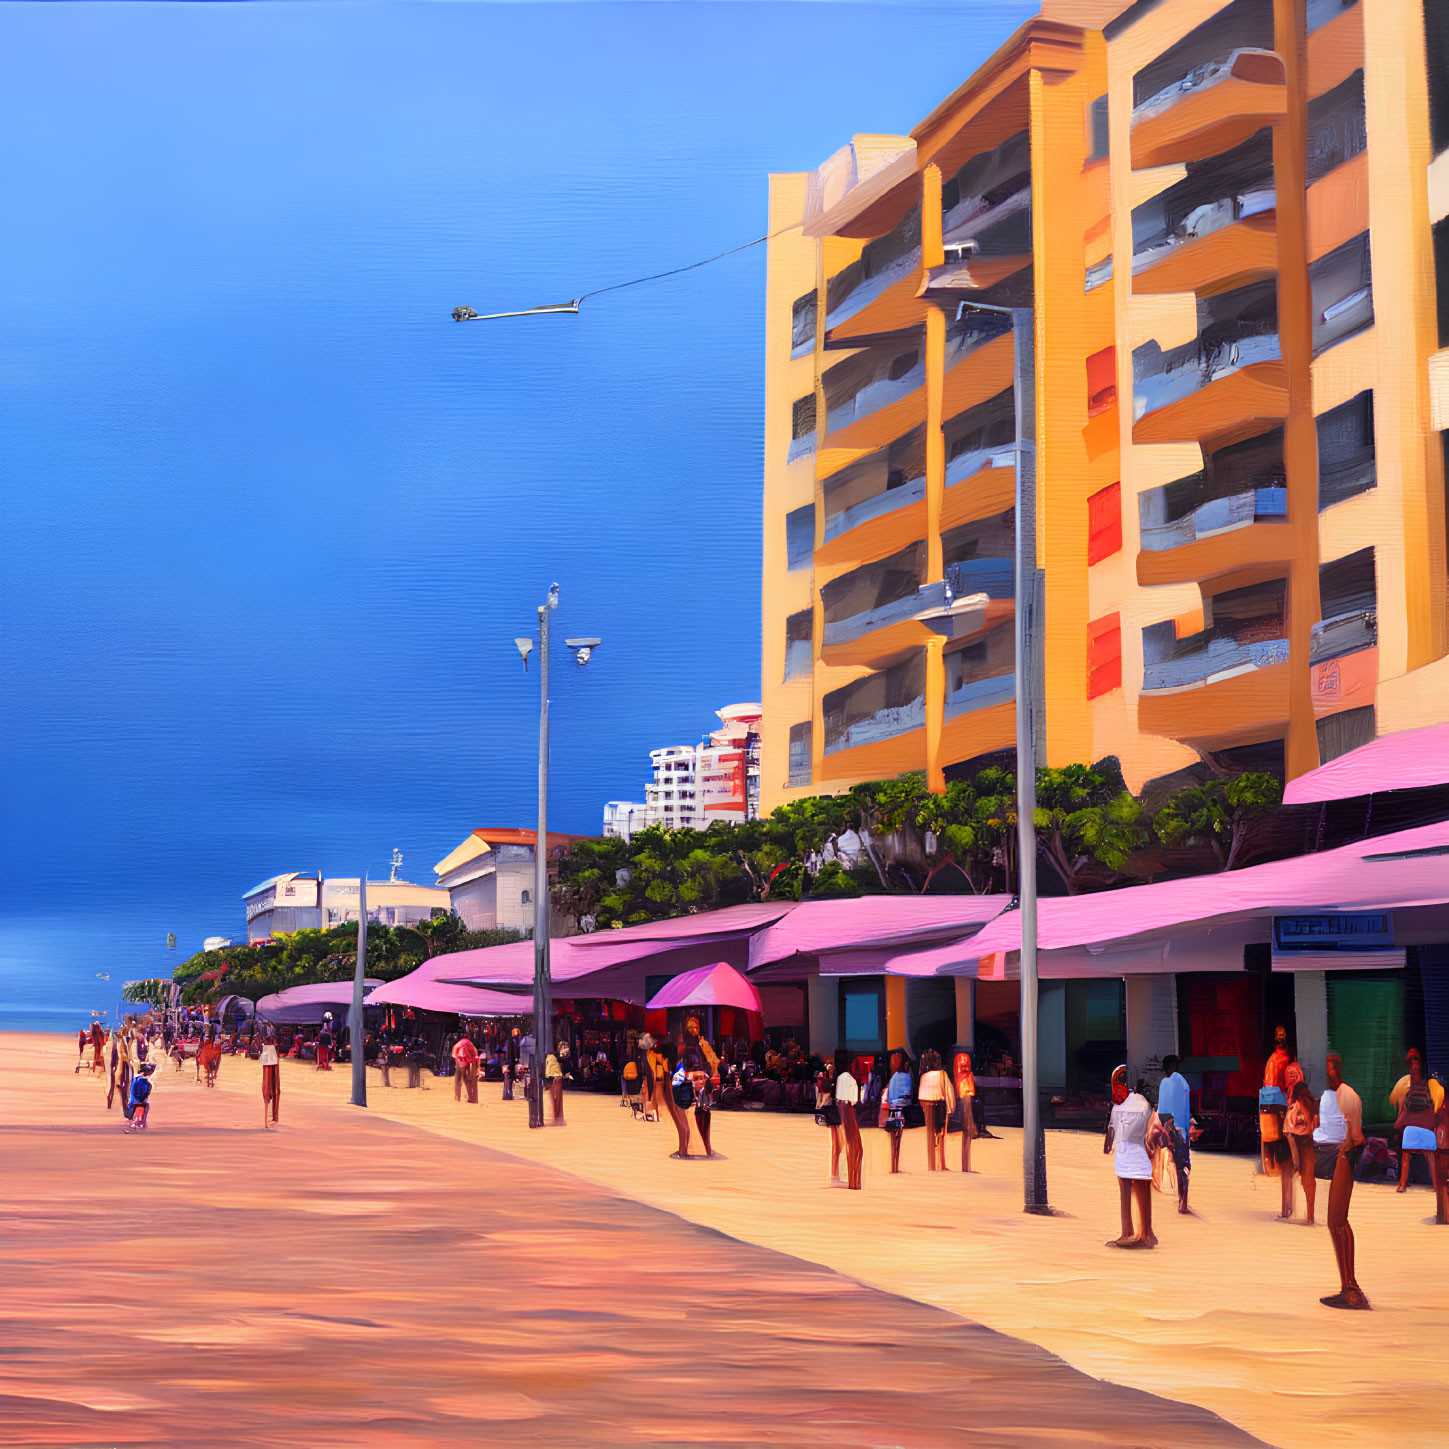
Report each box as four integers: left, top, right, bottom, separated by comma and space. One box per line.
954, 298, 1048, 1216
516, 584, 601, 1128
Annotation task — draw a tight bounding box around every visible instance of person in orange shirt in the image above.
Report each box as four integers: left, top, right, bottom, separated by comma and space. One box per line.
1321, 1053, 1369, 1310
1260, 1026, 1293, 1219
953, 1050, 979, 1173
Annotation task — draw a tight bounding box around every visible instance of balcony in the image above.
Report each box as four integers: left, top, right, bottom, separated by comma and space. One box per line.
1131, 128, 1275, 295
1310, 609, 1376, 666
947, 671, 1014, 719
824, 207, 923, 342
943, 313, 1015, 419
823, 343, 926, 452
823, 653, 927, 756
944, 388, 1016, 489
820, 426, 926, 560
1141, 579, 1289, 697
1132, 280, 1284, 445
1137, 487, 1287, 586
1131, 49, 1286, 171
1310, 231, 1373, 357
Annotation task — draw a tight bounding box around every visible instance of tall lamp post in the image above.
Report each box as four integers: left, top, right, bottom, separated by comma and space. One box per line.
351, 877, 369, 1107
954, 299, 1048, 1215
515, 585, 601, 1128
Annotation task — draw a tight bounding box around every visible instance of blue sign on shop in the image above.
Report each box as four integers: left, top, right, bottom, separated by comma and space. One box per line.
1272, 912, 1393, 951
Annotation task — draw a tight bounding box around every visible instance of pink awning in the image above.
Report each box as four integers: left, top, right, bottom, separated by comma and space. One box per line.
367, 955, 533, 1016
886, 818, 1449, 974
256, 979, 382, 1024
1283, 721, 1449, 804
645, 962, 763, 1013
747, 895, 1010, 969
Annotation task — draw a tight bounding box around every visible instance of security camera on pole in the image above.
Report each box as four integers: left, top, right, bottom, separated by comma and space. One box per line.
516, 585, 601, 1129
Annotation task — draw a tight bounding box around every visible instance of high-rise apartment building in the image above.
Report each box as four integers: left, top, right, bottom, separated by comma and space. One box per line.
603, 704, 763, 837
761, 0, 1448, 811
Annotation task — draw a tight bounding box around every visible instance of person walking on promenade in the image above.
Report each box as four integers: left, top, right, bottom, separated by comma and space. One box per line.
917, 1050, 954, 1172
1285, 1081, 1319, 1225
118, 1028, 136, 1109
1156, 1055, 1196, 1213
75, 1026, 89, 1072
683, 1024, 719, 1157
452, 1032, 480, 1104
259, 1026, 281, 1128
883, 1051, 912, 1174
1261, 1027, 1294, 1219
316, 1015, 334, 1072
835, 1051, 864, 1191
1391, 1049, 1443, 1204
90, 1021, 105, 1075
1105, 1065, 1162, 1249
1321, 1053, 1368, 1309
953, 1050, 979, 1173
816, 1062, 843, 1184
545, 1043, 568, 1125
1158, 1113, 1193, 1217
653, 1039, 692, 1158
124, 1060, 157, 1131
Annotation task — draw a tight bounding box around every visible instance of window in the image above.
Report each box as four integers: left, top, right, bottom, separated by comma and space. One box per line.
786, 504, 814, 570
838, 979, 885, 1051
1086, 347, 1117, 417
1087, 483, 1122, 564
1088, 95, 1110, 161
784, 610, 813, 681
787, 722, 812, 787
521, 889, 531, 905
788, 393, 817, 461
1306, 71, 1367, 186
1310, 232, 1373, 356
791, 292, 817, 357
1085, 255, 1113, 293
1317, 704, 1375, 763
1426, 0, 1449, 157
1316, 391, 1376, 509
1087, 614, 1122, 698
1434, 217, 1449, 349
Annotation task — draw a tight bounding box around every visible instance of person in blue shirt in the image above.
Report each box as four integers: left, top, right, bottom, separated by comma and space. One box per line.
884, 1051, 913, 1175
125, 1060, 156, 1131
1156, 1055, 1197, 1213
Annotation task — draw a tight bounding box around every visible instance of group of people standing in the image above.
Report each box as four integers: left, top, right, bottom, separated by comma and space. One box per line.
1106, 1034, 1448, 1312
816, 1048, 981, 1189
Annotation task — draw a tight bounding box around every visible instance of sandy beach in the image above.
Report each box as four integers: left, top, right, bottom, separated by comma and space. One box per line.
6, 1032, 1446, 1446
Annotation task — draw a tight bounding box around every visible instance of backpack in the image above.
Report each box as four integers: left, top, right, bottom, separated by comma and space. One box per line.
1406, 1079, 1433, 1114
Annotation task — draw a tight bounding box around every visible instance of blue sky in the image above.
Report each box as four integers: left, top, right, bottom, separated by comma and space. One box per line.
0, 0, 1033, 1020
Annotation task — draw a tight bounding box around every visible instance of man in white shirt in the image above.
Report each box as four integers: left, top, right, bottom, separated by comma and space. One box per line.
1104, 1065, 1162, 1249
835, 1055, 863, 1191
1321, 1053, 1369, 1310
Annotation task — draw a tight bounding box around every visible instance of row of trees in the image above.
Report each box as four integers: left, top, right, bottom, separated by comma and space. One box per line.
171, 915, 521, 1007
553, 760, 1282, 930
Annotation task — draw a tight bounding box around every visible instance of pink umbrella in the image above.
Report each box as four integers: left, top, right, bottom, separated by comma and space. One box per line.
645, 961, 762, 1014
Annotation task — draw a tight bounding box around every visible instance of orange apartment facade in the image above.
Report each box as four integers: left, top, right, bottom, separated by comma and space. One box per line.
760, 0, 1449, 811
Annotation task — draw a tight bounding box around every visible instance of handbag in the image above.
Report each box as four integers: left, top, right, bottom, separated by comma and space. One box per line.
816, 1101, 841, 1128
671, 1063, 694, 1109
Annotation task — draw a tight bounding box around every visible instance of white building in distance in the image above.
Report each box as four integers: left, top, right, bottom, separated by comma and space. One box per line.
433, 828, 590, 935
242, 860, 449, 945
604, 703, 762, 839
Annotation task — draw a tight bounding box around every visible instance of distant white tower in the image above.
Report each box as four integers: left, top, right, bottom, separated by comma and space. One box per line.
389, 848, 403, 883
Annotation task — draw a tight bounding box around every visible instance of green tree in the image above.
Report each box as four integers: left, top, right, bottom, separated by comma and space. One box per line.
1154, 772, 1283, 870
1033, 761, 1150, 894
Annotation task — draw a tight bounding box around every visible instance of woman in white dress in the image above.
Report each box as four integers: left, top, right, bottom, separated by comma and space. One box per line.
1104, 1064, 1163, 1248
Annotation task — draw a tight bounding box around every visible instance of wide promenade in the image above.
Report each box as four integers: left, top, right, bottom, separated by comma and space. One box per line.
4, 1034, 1443, 1446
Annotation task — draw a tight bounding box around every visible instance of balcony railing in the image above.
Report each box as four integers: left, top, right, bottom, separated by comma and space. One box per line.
945, 559, 1014, 600
826, 697, 926, 753
1309, 609, 1377, 665
1132, 48, 1284, 127
1140, 485, 1285, 551
823, 585, 925, 646
945, 671, 1014, 719
823, 473, 925, 541
1142, 632, 1289, 692
1132, 187, 1274, 275
1134, 329, 1281, 423
826, 356, 925, 435
943, 176, 1031, 256
945, 442, 1016, 488
825, 247, 921, 332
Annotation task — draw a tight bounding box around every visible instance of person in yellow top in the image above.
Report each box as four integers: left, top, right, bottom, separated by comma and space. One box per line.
543, 1044, 568, 1126
1389, 1049, 1444, 1203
